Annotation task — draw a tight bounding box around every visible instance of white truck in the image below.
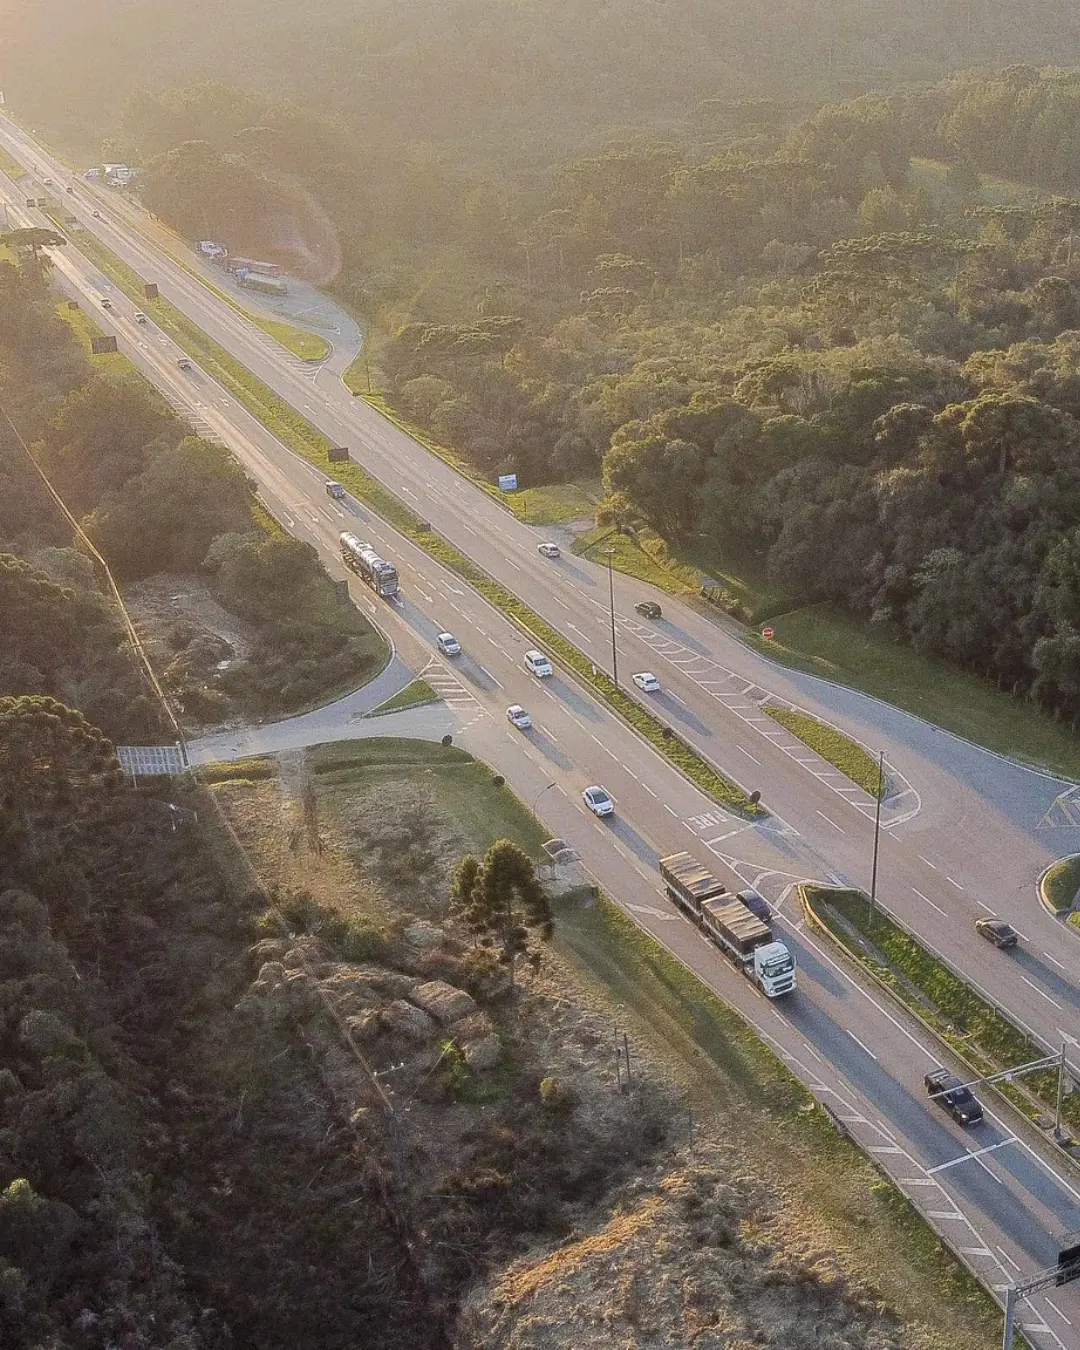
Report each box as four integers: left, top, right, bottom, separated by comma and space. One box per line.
660, 852, 796, 997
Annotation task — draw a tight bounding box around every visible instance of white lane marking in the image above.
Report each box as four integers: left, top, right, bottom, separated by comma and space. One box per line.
919, 855, 938, 869
912, 888, 947, 917
976, 900, 996, 914
642, 784, 657, 797
946, 876, 964, 890
816, 809, 845, 833
478, 665, 501, 687
1021, 975, 1064, 1009
926, 1138, 1018, 1175
737, 745, 761, 765
1044, 951, 1067, 971
663, 804, 677, 816
846, 1031, 878, 1060
1044, 1298, 1072, 1327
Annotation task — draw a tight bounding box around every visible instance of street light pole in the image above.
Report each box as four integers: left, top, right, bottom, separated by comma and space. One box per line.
604, 547, 618, 687
869, 750, 885, 913
531, 781, 556, 814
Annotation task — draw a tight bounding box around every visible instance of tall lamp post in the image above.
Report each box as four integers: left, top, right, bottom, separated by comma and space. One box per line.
604, 547, 618, 687
532, 781, 556, 815
869, 749, 885, 914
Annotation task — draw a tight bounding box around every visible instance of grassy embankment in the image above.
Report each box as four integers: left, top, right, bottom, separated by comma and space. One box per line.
802, 883, 1080, 1135
763, 704, 885, 797
63, 222, 760, 817
201, 740, 999, 1345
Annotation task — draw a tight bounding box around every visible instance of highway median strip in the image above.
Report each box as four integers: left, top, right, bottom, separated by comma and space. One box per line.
61, 221, 761, 818
763, 705, 885, 798
800, 883, 1080, 1139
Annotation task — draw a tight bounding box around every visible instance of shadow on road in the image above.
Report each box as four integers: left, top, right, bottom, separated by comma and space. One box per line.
608, 817, 660, 868
1011, 948, 1080, 1016
655, 690, 712, 737
525, 728, 572, 771
650, 621, 713, 658
554, 680, 603, 723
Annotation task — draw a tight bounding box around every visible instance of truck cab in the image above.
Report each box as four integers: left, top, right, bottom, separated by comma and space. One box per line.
751, 940, 797, 997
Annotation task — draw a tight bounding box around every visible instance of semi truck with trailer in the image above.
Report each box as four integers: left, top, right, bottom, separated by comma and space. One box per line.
339, 532, 399, 598
659, 852, 796, 997
235, 269, 288, 296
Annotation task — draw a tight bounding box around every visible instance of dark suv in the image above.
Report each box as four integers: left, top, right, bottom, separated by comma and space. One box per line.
924, 1067, 983, 1126
634, 600, 662, 619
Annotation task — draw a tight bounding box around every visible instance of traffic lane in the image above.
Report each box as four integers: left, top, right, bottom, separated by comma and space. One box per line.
782, 922, 1080, 1279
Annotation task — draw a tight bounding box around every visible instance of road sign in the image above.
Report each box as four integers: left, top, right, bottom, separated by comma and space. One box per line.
498, 473, 518, 492
762, 627, 774, 639
328, 445, 349, 462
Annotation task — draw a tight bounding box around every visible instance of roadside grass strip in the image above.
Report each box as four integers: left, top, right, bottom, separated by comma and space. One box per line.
62, 224, 762, 818
801, 884, 1080, 1136
0, 147, 27, 180
763, 705, 885, 798
365, 678, 438, 716
1041, 855, 1080, 915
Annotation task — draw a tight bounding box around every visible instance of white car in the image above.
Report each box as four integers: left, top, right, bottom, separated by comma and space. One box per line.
632, 671, 661, 693
506, 704, 532, 730
325, 480, 346, 500
436, 632, 461, 657
537, 541, 561, 559
582, 785, 614, 818
524, 649, 553, 677
134, 311, 148, 324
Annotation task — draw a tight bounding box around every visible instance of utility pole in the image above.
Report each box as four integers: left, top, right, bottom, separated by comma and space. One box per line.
869, 749, 884, 914
1056, 1041, 1068, 1140
1001, 1240, 1080, 1349
604, 547, 618, 687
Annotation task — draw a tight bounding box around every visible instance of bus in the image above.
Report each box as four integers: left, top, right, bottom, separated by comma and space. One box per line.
340, 532, 399, 598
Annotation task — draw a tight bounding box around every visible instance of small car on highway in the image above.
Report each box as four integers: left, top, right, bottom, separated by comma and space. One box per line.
134, 311, 148, 324
582, 785, 615, 818
924, 1067, 983, 1126
537, 541, 561, 559
506, 705, 532, 730
176, 357, 193, 371
524, 649, 553, 677
65, 185, 74, 194
635, 600, 662, 619
632, 671, 661, 693
436, 632, 461, 657
92, 209, 102, 218
975, 917, 1019, 949
100, 297, 113, 309
324, 480, 346, 500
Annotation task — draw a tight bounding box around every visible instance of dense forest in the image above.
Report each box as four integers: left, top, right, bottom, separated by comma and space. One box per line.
0, 259, 383, 726
69, 65, 1080, 721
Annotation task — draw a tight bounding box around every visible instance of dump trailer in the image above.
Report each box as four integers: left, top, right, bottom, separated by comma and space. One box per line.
659, 853, 796, 997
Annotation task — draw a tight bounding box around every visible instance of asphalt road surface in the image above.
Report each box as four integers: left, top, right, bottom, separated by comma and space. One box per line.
6, 122, 1080, 1344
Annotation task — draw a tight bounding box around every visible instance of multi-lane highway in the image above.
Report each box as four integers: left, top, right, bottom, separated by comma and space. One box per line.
6, 117, 1080, 1343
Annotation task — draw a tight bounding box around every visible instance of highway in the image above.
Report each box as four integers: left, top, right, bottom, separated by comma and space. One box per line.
5, 122, 1080, 1343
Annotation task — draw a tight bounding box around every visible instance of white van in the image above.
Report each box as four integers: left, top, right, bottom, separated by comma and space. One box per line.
524, 649, 553, 678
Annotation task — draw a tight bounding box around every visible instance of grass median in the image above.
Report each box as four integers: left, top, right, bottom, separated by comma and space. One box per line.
801, 883, 1079, 1134
764, 705, 884, 797
366, 678, 438, 716
59, 223, 762, 818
